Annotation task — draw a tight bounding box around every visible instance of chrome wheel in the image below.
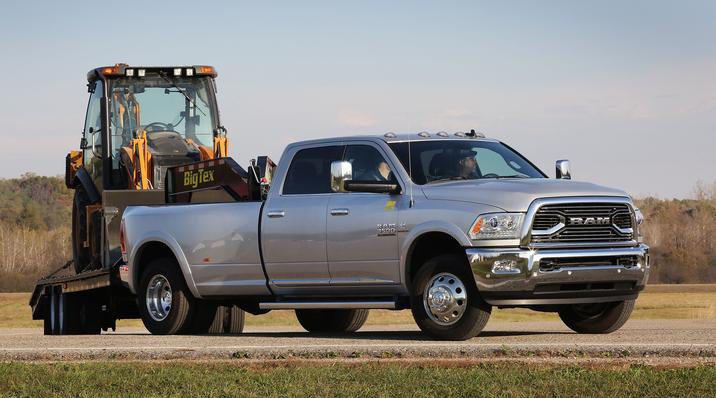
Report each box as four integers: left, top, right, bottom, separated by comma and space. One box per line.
423, 272, 467, 325
146, 274, 173, 321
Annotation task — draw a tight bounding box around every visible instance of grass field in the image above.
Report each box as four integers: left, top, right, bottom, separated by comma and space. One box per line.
0, 361, 714, 397
3, 285, 714, 329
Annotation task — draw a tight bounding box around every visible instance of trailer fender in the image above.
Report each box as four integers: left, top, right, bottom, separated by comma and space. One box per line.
128, 232, 202, 299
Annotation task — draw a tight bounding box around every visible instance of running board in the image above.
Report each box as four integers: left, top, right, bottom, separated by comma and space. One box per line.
259, 301, 396, 310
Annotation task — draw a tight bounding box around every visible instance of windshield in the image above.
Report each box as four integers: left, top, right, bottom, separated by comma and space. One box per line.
107, 74, 217, 163
388, 140, 545, 185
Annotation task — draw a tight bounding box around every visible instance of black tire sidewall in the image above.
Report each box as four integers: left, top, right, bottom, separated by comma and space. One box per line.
559, 300, 634, 334
295, 309, 368, 333
137, 258, 193, 335
71, 188, 91, 274
410, 254, 491, 340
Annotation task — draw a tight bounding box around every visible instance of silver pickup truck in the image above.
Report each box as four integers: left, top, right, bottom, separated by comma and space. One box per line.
120, 132, 649, 340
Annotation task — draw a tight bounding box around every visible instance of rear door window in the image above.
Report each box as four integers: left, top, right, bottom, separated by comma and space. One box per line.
282, 146, 344, 194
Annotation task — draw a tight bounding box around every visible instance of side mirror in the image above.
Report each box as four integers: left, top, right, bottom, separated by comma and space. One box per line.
345, 181, 402, 194
330, 160, 352, 192
556, 159, 571, 179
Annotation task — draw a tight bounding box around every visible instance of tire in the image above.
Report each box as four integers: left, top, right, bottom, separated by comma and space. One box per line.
558, 300, 635, 334
207, 305, 246, 334
185, 301, 219, 335
71, 188, 91, 274
137, 258, 195, 335
295, 309, 369, 333
410, 254, 491, 341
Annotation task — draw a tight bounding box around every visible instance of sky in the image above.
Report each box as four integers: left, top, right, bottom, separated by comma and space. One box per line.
0, 0, 714, 198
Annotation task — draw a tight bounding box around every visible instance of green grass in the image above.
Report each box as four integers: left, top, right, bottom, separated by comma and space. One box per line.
4, 285, 715, 329
0, 362, 714, 397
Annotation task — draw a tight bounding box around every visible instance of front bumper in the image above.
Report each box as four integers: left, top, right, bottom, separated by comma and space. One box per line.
467, 244, 649, 306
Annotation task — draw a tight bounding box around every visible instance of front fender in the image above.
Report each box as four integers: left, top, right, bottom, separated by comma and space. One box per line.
399, 220, 472, 284
127, 231, 202, 299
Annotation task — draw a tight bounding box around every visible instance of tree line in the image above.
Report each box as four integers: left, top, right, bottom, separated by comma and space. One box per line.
0, 174, 713, 291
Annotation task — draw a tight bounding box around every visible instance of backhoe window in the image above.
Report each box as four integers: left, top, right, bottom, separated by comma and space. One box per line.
107, 74, 217, 167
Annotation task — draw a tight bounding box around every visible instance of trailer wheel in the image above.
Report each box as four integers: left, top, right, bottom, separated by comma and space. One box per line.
409, 254, 491, 341
558, 300, 635, 334
137, 258, 194, 335
71, 188, 91, 274
295, 309, 369, 333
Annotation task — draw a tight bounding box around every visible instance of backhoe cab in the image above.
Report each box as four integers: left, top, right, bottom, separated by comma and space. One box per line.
65, 64, 232, 274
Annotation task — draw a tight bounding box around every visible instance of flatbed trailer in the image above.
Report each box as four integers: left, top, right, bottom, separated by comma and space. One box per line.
29, 261, 138, 335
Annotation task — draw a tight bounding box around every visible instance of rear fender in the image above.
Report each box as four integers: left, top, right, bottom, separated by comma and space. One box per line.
128, 232, 202, 299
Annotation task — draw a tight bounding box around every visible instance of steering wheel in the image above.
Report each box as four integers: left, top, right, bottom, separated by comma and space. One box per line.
143, 122, 173, 132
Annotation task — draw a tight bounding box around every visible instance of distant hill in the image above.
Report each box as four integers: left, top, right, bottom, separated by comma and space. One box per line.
0, 174, 713, 291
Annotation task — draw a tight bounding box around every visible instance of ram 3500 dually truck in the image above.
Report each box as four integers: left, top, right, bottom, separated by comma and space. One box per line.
120, 132, 649, 340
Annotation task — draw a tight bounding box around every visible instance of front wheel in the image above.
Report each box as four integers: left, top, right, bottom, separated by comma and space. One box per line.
558, 300, 635, 334
137, 258, 195, 335
410, 254, 491, 340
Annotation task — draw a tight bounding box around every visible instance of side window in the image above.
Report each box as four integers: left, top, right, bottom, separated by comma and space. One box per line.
343, 145, 396, 183
83, 81, 104, 183
283, 146, 343, 194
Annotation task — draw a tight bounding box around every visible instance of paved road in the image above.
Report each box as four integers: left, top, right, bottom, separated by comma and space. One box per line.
1, 320, 714, 361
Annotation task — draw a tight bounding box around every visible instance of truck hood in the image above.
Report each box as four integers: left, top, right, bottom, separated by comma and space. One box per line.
420, 178, 629, 212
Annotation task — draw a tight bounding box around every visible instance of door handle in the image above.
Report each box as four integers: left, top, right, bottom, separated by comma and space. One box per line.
330, 208, 350, 216
266, 210, 285, 218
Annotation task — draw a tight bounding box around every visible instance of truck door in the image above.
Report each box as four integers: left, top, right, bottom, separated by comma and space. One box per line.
326, 144, 402, 287
261, 145, 344, 293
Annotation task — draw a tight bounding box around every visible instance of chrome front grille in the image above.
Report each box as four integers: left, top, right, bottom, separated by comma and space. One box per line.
531, 202, 633, 244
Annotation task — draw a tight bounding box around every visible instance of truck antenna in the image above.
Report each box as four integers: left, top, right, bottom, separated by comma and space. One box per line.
408, 139, 414, 208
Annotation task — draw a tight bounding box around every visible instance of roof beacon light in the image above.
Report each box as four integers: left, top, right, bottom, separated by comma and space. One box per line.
125, 69, 134, 77
102, 64, 123, 75
185, 68, 194, 76
173, 68, 182, 76
137, 69, 146, 77
195, 66, 215, 75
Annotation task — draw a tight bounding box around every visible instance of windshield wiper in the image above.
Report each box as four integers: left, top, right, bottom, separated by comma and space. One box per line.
426, 176, 468, 184
481, 175, 529, 179
158, 73, 207, 117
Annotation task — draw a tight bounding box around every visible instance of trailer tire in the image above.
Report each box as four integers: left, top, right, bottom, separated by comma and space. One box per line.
295, 309, 369, 333
137, 258, 194, 335
71, 188, 91, 274
410, 254, 491, 341
558, 300, 635, 334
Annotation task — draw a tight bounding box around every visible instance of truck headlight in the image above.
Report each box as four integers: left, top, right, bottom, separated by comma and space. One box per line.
634, 208, 644, 239
469, 213, 524, 240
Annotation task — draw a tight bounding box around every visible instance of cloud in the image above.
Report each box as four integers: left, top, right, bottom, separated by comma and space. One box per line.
337, 108, 376, 127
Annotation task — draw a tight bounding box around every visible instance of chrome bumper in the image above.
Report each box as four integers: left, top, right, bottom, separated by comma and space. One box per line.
467, 244, 649, 306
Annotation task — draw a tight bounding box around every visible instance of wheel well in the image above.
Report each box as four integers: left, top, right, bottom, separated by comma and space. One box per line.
133, 241, 177, 285
405, 232, 466, 288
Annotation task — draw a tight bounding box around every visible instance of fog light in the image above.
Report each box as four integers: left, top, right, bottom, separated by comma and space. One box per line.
491, 259, 520, 274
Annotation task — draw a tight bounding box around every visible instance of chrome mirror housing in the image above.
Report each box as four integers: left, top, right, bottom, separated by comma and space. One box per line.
556, 159, 571, 179
330, 160, 352, 192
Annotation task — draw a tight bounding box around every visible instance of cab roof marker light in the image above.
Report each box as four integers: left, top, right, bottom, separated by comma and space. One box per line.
173, 68, 182, 76
195, 66, 215, 75
455, 132, 465, 137
418, 131, 430, 137
125, 69, 134, 77
437, 131, 448, 137
137, 69, 145, 77
186, 68, 194, 76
